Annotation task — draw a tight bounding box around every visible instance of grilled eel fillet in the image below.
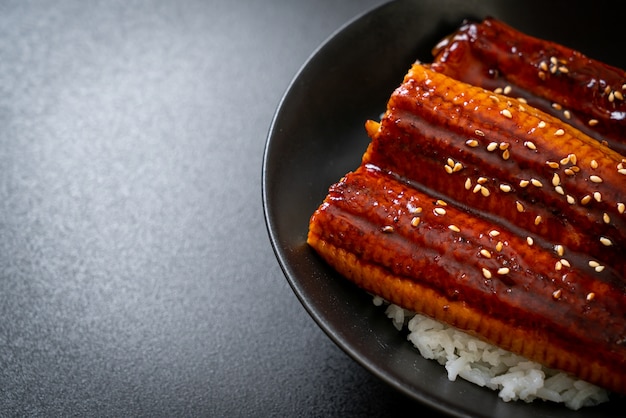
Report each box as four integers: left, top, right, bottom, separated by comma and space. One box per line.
431, 17, 626, 156
307, 64, 626, 394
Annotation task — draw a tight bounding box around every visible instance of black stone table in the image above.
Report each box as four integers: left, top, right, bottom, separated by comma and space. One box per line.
0, 1, 443, 416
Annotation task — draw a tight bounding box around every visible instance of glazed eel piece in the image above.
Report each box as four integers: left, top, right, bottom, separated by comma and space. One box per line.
430, 17, 626, 156
308, 165, 626, 394
365, 63, 625, 278
307, 64, 626, 394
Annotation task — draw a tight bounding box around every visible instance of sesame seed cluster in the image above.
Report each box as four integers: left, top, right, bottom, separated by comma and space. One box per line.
446, 93, 625, 279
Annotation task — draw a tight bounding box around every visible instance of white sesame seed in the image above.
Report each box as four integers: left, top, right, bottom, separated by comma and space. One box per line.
519, 179, 529, 188
609, 91, 615, 102
499, 142, 509, 150
558, 66, 569, 73
551, 102, 562, 110
447, 158, 455, 167
480, 186, 490, 197
382, 226, 394, 233
566, 195, 576, 205
546, 161, 559, 169
524, 141, 537, 150
555, 244, 564, 256
581, 195, 592, 205
494, 87, 503, 94
495, 241, 504, 252
569, 153, 577, 165
600, 236, 613, 246
555, 261, 563, 271
560, 155, 570, 165
448, 225, 460, 232
590, 159, 598, 169
516, 201, 525, 212
616, 90, 624, 100
466, 139, 479, 147
589, 260, 600, 268
588, 119, 599, 126
475, 129, 485, 137
503, 85, 512, 95
618, 202, 625, 214
434, 207, 446, 216
472, 184, 482, 194
560, 259, 570, 267
517, 97, 527, 103
552, 173, 560, 187
594, 192, 602, 202
595, 265, 605, 273
482, 268, 492, 279
464, 177, 472, 190
502, 149, 510, 160
555, 185, 565, 195
564, 168, 575, 176
518, 104, 526, 112
497, 267, 510, 275
487, 142, 498, 152
489, 95, 500, 102
477, 177, 488, 184
527, 237, 534, 246
563, 110, 571, 119
534, 215, 543, 225
411, 217, 421, 227
552, 289, 562, 300
531, 178, 543, 187
539, 61, 548, 71
436, 200, 448, 206
590, 175, 603, 183
538, 121, 546, 128
603, 213, 611, 224
444, 165, 453, 174
501, 109, 512, 119
480, 249, 492, 258
618, 169, 626, 175
489, 230, 500, 237
586, 292, 595, 301
554, 129, 565, 136
499, 184, 512, 193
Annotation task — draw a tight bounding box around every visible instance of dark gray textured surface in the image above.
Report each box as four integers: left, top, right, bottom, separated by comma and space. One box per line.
0, 0, 433, 416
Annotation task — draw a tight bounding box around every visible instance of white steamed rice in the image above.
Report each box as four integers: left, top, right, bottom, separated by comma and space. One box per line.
372, 295, 610, 410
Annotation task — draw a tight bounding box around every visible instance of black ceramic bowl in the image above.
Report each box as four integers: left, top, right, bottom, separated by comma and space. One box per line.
263, 1, 625, 416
